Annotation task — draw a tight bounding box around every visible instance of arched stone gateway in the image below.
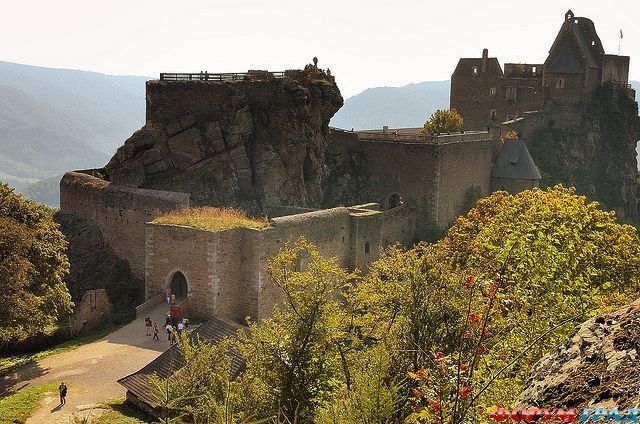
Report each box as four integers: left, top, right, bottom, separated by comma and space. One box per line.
169, 271, 188, 300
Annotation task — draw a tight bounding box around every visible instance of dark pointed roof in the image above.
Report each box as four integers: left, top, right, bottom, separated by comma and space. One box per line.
492, 139, 541, 180
545, 12, 604, 73
118, 317, 245, 409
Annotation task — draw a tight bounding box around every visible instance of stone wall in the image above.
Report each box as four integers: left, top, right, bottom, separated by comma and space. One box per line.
491, 177, 539, 194
144, 224, 254, 321
451, 58, 544, 131
436, 137, 494, 226
602, 55, 630, 83
144, 204, 414, 324
60, 171, 189, 279
70, 289, 112, 335
326, 129, 494, 236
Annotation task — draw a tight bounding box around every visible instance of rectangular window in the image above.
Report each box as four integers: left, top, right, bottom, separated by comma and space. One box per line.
490, 109, 497, 120
556, 78, 565, 88
505, 87, 517, 102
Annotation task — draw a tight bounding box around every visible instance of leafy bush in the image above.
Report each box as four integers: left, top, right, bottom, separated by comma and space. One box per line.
0, 183, 72, 346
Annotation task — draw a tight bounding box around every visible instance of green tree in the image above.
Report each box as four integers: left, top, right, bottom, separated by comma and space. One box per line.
149, 337, 241, 423
348, 186, 640, 422
0, 183, 72, 345
420, 109, 463, 135
235, 237, 356, 422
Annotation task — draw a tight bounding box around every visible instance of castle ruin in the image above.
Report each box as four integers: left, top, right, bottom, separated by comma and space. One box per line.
60, 64, 534, 323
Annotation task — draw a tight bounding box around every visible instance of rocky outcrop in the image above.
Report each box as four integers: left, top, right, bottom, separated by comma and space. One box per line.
55, 212, 143, 320
105, 70, 343, 214
526, 84, 640, 222
519, 299, 640, 409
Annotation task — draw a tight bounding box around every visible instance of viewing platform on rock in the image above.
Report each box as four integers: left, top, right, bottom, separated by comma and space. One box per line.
159, 68, 335, 83
332, 127, 491, 145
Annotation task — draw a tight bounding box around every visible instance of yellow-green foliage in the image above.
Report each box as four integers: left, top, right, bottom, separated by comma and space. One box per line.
419, 109, 464, 135
0, 383, 58, 424
153, 207, 269, 230
502, 130, 519, 140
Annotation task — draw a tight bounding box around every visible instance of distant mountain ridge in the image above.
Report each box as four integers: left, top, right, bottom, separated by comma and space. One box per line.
330, 80, 450, 130
0, 60, 148, 190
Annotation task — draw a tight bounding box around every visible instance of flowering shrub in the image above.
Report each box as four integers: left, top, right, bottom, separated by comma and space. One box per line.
407, 275, 499, 423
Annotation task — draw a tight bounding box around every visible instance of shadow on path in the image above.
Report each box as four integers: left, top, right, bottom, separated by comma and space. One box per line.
0, 362, 49, 396
50, 403, 64, 413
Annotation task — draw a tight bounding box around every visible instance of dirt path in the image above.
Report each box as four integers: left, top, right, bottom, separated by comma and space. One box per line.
1, 303, 173, 423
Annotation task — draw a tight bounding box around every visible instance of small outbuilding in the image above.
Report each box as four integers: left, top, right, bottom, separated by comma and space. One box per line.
491, 139, 542, 193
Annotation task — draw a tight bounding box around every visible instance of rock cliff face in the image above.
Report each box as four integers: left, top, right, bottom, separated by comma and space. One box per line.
104, 70, 343, 214
527, 84, 640, 222
519, 299, 640, 409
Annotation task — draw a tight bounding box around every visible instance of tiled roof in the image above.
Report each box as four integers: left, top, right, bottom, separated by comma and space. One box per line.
117, 317, 245, 409
492, 139, 541, 181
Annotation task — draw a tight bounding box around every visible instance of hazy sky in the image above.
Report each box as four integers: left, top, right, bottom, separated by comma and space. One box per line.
1, 0, 638, 98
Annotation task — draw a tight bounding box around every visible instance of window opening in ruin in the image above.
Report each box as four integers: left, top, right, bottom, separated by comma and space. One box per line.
472, 66, 479, 75
556, 78, 565, 88
591, 41, 595, 46
505, 87, 517, 102
364, 242, 370, 254
532, 66, 537, 74
490, 109, 497, 120
489, 87, 496, 96
169, 271, 188, 300
388, 193, 403, 209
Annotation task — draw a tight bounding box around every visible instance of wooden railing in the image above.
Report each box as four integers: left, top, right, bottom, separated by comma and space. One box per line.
160, 71, 287, 81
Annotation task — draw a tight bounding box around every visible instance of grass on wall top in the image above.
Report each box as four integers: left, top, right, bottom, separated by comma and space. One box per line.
153, 207, 270, 230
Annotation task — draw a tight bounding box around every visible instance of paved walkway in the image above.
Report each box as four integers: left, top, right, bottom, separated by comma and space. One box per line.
1, 303, 173, 423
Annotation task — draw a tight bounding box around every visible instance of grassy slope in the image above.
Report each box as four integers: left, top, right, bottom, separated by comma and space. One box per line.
0, 383, 58, 424
94, 398, 154, 424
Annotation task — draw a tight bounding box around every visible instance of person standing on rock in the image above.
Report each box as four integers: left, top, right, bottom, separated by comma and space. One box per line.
58, 381, 67, 405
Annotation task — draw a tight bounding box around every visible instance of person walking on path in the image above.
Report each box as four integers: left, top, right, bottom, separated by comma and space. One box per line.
145, 317, 152, 336
58, 381, 67, 405
177, 321, 184, 338
153, 322, 159, 340
165, 323, 173, 341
